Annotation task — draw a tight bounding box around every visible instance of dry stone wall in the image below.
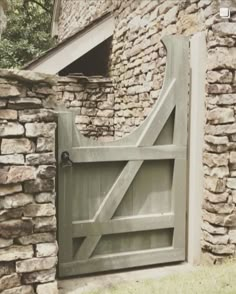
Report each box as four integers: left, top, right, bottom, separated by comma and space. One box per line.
55, 76, 115, 141
58, 0, 113, 42
202, 9, 236, 263
0, 70, 58, 293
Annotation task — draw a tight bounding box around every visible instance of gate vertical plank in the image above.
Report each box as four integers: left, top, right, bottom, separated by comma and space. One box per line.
170, 37, 189, 251
172, 159, 187, 250
172, 37, 189, 146
58, 113, 73, 264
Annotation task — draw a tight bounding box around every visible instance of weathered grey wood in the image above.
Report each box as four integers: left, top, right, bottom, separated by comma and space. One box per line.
114, 160, 173, 217
75, 235, 100, 260
59, 248, 185, 277
172, 159, 187, 249
70, 145, 186, 162
188, 32, 206, 265
58, 35, 189, 277
58, 113, 73, 263
75, 160, 143, 259
72, 213, 174, 237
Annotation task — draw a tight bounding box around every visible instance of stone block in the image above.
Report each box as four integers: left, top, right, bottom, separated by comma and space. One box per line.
202, 210, 225, 226
204, 176, 226, 193
208, 47, 236, 70
16, 232, 56, 245
0, 261, 14, 278
227, 178, 236, 189
207, 108, 234, 124
207, 70, 233, 84
0, 155, 24, 165
33, 216, 56, 233
202, 230, 229, 245
230, 152, 236, 164
224, 210, 236, 226
159, 0, 177, 14
203, 152, 228, 167
217, 94, 236, 105
37, 166, 56, 179
1, 285, 34, 294
0, 219, 33, 239
202, 221, 227, 235
0, 239, 13, 249
1, 193, 33, 209
26, 153, 55, 165
0, 99, 7, 108
22, 268, 56, 284
205, 135, 228, 145
25, 123, 56, 138
0, 184, 22, 197
36, 137, 54, 152
16, 256, 57, 273
1, 138, 35, 154
19, 109, 56, 123
0, 245, 33, 261
229, 229, 236, 244
35, 193, 55, 204
36, 242, 58, 258
8, 98, 42, 109
24, 179, 54, 193
0, 273, 21, 292
0, 166, 36, 184
0, 84, 20, 97
205, 124, 235, 136
213, 22, 236, 36
207, 84, 232, 94
204, 190, 228, 203
0, 110, 17, 120
164, 6, 178, 26
36, 281, 58, 294
24, 204, 55, 217
0, 208, 24, 222
204, 166, 229, 178
202, 241, 235, 255
0, 123, 24, 137
202, 201, 234, 214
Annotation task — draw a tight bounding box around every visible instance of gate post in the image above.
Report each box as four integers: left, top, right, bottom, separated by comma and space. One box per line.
188, 32, 206, 265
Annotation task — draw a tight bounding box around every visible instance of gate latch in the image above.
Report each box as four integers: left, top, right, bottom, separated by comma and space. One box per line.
60, 151, 73, 168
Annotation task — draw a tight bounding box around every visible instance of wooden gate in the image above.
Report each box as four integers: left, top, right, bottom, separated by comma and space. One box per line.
58, 36, 189, 277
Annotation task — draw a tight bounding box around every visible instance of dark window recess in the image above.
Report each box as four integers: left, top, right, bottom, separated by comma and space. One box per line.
59, 37, 112, 77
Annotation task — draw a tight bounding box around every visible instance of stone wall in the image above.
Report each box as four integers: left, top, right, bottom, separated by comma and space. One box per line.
0, 70, 58, 293
202, 9, 236, 263
58, 0, 113, 42
55, 75, 115, 140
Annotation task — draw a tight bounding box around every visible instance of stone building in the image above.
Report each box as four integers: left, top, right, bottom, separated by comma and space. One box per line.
1, 0, 236, 293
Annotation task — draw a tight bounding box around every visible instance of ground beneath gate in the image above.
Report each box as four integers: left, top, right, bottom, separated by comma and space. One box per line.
58, 262, 194, 294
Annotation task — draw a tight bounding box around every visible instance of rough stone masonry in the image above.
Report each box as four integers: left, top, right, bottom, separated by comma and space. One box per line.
0, 70, 58, 294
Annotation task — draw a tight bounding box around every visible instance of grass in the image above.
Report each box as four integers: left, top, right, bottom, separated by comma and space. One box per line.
85, 262, 236, 294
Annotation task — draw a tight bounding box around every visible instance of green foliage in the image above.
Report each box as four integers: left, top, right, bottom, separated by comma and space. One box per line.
0, 0, 55, 68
